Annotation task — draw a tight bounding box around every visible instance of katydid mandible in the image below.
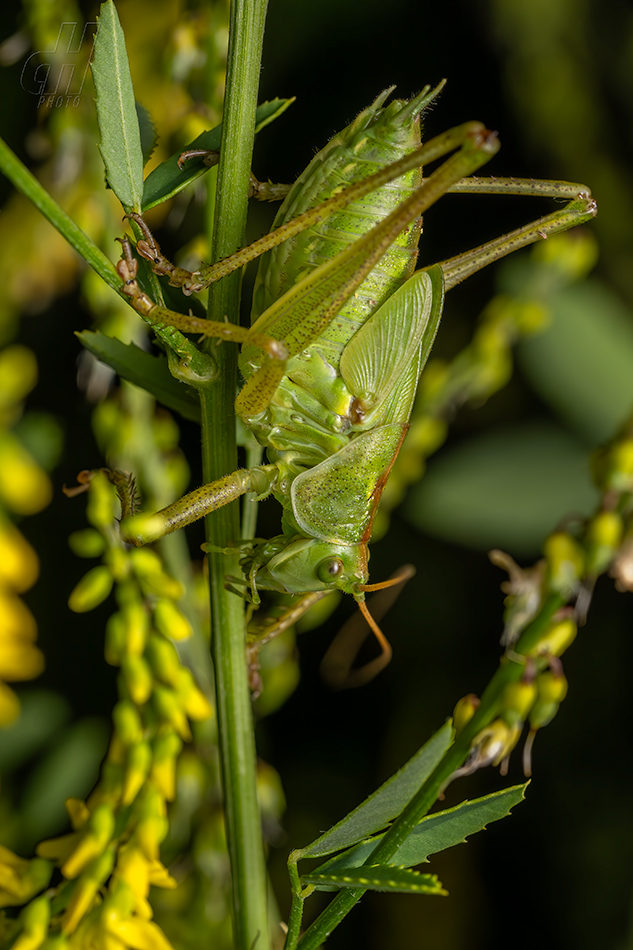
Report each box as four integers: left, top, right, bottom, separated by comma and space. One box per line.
115, 84, 596, 685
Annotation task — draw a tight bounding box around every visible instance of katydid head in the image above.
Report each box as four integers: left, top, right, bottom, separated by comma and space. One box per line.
252, 537, 369, 597
253, 542, 418, 686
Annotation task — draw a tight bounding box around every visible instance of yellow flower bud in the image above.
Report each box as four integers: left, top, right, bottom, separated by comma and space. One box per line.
65, 799, 89, 831
0, 588, 37, 640
0, 637, 44, 682
61, 805, 115, 879
150, 732, 183, 802
471, 718, 522, 769
536, 670, 569, 705
67, 529, 106, 559
144, 635, 181, 686
36, 832, 79, 864
453, 694, 480, 733
104, 916, 175, 950
0, 434, 52, 515
122, 741, 152, 806
113, 701, 144, 746
13, 893, 50, 950
114, 843, 150, 902
543, 532, 584, 595
67, 566, 113, 613
147, 859, 177, 890
584, 510, 623, 576
61, 849, 115, 934
0, 521, 39, 592
86, 471, 117, 529
0, 345, 37, 407
529, 699, 561, 731
531, 617, 577, 658
106, 547, 129, 582
606, 439, 633, 492
0, 848, 52, 908
121, 602, 150, 656
501, 677, 538, 723
152, 687, 191, 741
173, 668, 213, 722
104, 612, 126, 667
134, 813, 169, 862
92, 758, 124, 805
152, 599, 192, 641
120, 655, 154, 706
129, 550, 183, 600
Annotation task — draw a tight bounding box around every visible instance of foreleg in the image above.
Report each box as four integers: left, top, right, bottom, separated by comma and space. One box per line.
120, 464, 279, 545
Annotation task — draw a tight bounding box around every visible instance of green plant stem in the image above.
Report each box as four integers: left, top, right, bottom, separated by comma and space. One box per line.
201, 2, 270, 949
292, 594, 564, 950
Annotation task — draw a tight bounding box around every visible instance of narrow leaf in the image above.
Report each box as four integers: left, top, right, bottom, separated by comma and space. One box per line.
302, 865, 447, 896
141, 98, 295, 212
92, 1, 144, 211
77, 331, 201, 423
314, 784, 528, 875
296, 721, 453, 860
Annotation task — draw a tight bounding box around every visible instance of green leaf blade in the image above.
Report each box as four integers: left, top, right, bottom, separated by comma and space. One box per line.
301, 865, 447, 896
92, 1, 144, 211
296, 721, 453, 860
77, 331, 201, 423
141, 98, 295, 212
315, 783, 528, 874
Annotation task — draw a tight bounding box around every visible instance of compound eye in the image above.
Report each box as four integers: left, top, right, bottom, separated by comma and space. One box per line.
317, 557, 345, 585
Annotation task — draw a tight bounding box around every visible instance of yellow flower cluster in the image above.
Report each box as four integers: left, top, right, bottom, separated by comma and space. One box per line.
0, 345, 51, 726
452, 413, 633, 782
3, 471, 214, 949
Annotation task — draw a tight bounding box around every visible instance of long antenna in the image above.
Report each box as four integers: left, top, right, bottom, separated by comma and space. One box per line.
320, 565, 416, 689
358, 563, 416, 592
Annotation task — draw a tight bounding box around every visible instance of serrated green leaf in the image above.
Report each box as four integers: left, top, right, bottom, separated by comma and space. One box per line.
77, 331, 201, 423
296, 722, 453, 860
92, 1, 144, 211
136, 101, 158, 167
519, 278, 633, 443
314, 784, 527, 876
301, 865, 447, 896
404, 422, 598, 557
141, 98, 295, 212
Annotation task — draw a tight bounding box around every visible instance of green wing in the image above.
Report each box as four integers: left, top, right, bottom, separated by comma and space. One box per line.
340, 264, 445, 425
291, 425, 407, 544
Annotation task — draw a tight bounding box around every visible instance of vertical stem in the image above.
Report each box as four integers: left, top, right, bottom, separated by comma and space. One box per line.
201, 1, 270, 948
